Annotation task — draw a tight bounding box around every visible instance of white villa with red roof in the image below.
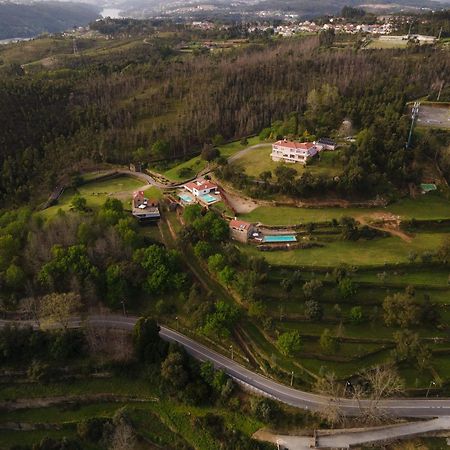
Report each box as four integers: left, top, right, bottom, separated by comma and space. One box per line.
271, 140, 321, 165
184, 179, 218, 197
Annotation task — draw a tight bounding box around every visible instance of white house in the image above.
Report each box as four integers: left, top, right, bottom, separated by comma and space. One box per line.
184, 179, 218, 197
271, 140, 320, 165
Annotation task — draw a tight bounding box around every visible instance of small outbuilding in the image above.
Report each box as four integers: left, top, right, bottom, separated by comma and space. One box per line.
229, 219, 254, 243
132, 191, 161, 221
317, 138, 337, 151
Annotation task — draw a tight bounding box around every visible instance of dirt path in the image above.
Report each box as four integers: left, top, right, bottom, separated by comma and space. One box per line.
356, 213, 413, 243
0, 394, 158, 411
228, 143, 272, 163
221, 188, 260, 214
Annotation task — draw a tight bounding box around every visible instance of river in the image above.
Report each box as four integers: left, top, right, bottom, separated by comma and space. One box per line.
0, 37, 33, 45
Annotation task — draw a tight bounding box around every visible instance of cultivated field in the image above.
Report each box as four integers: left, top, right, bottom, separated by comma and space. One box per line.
0, 375, 264, 450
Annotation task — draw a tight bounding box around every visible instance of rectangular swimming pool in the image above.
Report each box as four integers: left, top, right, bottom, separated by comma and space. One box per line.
179, 194, 194, 203
199, 194, 217, 204
263, 235, 297, 243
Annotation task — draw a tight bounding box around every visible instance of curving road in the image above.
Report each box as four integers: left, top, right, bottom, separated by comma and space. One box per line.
2, 315, 450, 418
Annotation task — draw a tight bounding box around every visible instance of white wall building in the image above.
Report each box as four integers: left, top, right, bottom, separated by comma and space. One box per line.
184, 179, 218, 196
271, 140, 320, 164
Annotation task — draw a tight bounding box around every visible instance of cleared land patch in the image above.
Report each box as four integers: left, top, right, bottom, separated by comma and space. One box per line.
157, 136, 260, 182
240, 192, 450, 226
366, 37, 409, 49
416, 104, 450, 130
231, 145, 343, 179
40, 174, 146, 218
238, 232, 447, 267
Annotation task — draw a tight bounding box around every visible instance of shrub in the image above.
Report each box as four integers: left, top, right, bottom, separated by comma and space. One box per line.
304, 299, 323, 321
349, 306, 363, 324
277, 331, 302, 356
77, 418, 111, 443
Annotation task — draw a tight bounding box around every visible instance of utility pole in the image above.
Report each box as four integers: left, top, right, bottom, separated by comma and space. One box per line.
437, 81, 444, 102
121, 299, 127, 317
230, 344, 234, 361
290, 371, 294, 387
279, 305, 284, 322
438, 27, 443, 40
407, 101, 420, 149
73, 38, 78, 56
175, 316, 179, 330
426, 380, 436, 398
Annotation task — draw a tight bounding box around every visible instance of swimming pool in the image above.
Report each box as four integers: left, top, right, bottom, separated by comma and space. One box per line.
263, 235, 297, 243
199, 194, 217, 204
179, 193, 194, 203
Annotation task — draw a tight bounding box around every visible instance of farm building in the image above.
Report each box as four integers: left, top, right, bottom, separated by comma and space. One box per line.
271, 140, 320, 164
132, 191, 160, 221
229, 219, 255, 243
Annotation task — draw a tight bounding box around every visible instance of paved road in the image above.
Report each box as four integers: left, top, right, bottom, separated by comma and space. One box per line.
227, 143, 271, 163
3, 315, 450, 418
315, 416, 450, 448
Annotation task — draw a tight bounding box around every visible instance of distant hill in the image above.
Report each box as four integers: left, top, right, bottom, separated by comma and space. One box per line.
249, 0, 449, 16
122, 0, 450, 21
0, 1, 100, 39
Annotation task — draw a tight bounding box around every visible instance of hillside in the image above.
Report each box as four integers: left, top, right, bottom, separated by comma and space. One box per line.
0, 1, 100, 39
123, 0, 450, 19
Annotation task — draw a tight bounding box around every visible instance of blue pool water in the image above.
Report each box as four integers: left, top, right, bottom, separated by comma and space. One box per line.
179, 194, 194, 203
263, 235, 297, 243
199, 194, 217, 204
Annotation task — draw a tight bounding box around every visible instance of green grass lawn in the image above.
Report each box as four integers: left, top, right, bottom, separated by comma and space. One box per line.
159, 136, 260, 182
238, 233, 447, 267
351, 269, 450, 288
0, 428, 86, 450
366, 38, 409, 49
240, 192, 450, 226
232, 146, 342, 179
40, 175, 148, 219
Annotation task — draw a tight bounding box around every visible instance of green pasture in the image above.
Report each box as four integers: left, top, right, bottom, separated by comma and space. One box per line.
232, 146, 342, 179
159, 136, 260, 182
40, 175, 149, 219
240, 192, 450, 226
238, 233, 447, 267
366, 38, 409, 49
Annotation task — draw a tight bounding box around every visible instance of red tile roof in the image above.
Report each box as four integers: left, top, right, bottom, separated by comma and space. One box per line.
230, 219, 252, 231
184, 179, 218, 191
274, 140, 315, 150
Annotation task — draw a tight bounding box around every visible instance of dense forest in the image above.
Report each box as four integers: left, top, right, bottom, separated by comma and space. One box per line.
0, 2, 100, 40
0, 20, 448, 205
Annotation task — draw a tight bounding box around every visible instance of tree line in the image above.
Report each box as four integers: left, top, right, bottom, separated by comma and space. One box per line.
0, 30, 448, 205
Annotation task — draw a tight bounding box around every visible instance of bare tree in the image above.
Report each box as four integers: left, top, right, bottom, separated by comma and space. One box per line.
38, 291, 81, 329
110, 420, 137, 450
86, 325, 133, 364
314, 373, 347, 426
110, 409, 137, 450
353, 365, 404, 424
